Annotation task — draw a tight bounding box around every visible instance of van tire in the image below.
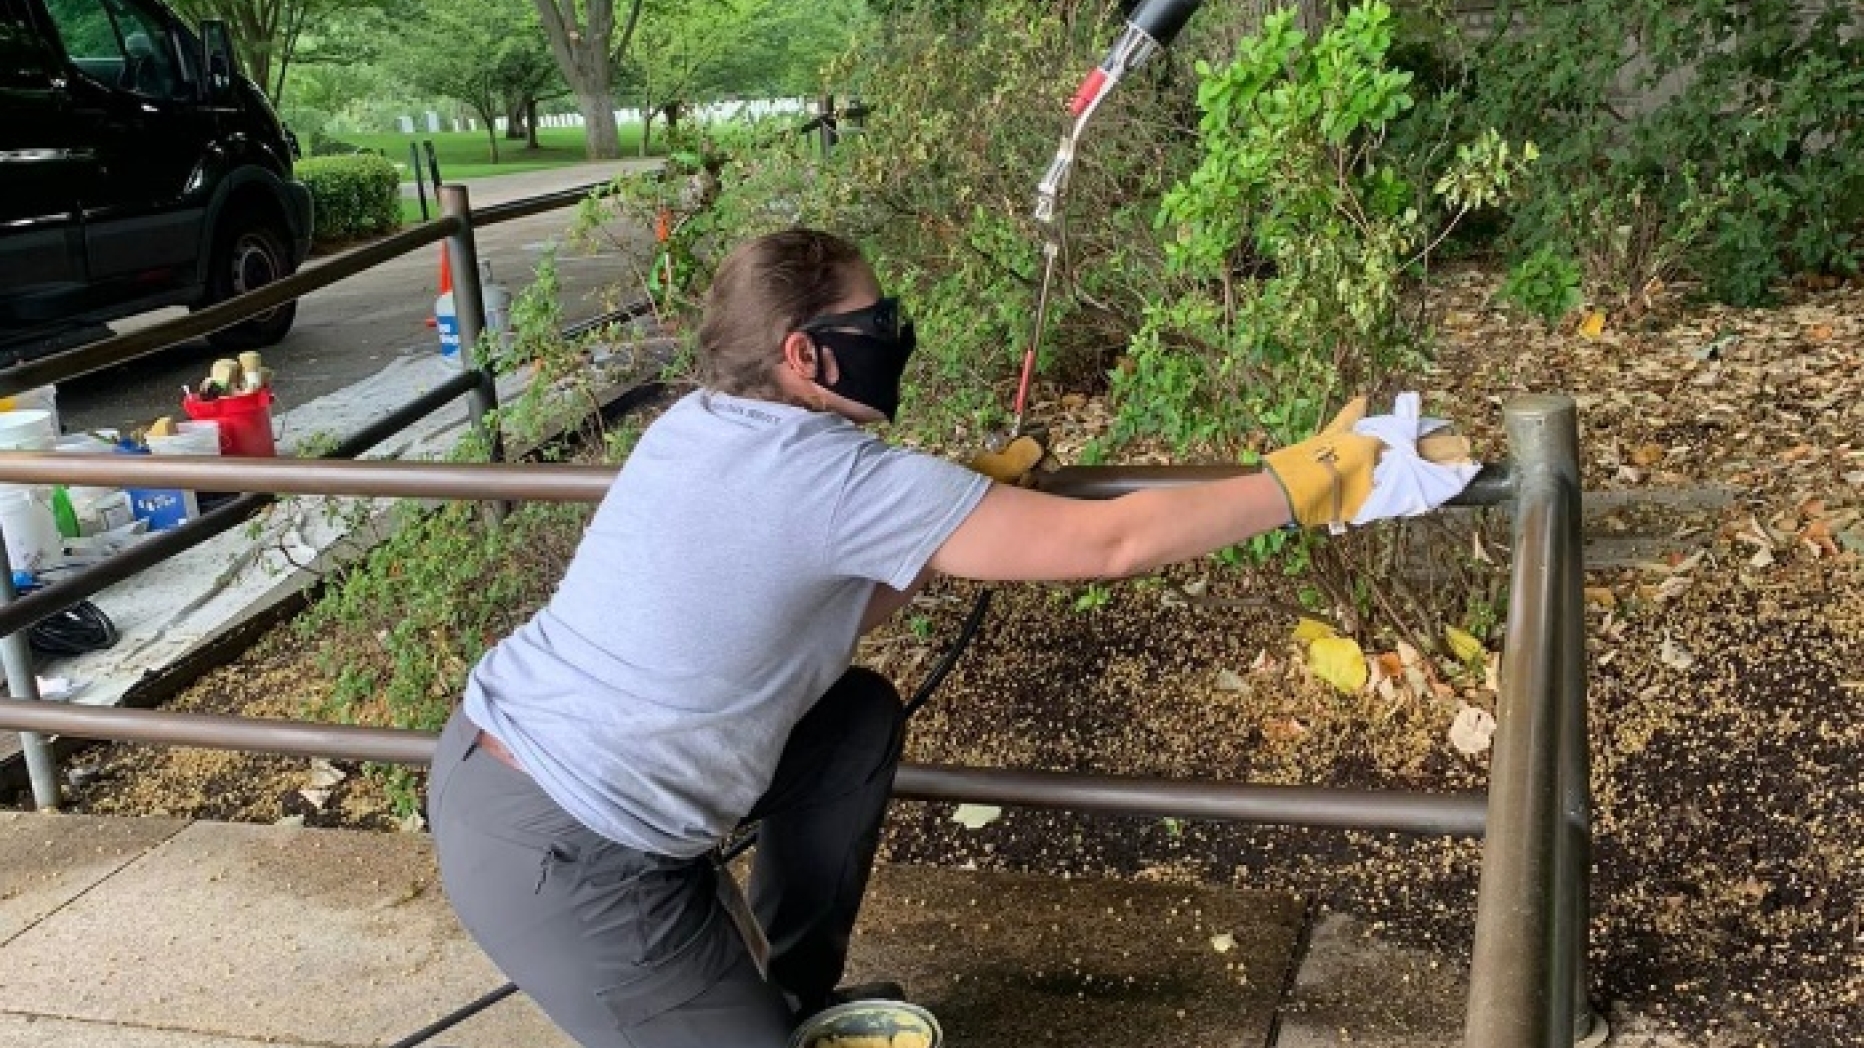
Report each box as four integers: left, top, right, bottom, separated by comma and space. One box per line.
199, 213, 298, 350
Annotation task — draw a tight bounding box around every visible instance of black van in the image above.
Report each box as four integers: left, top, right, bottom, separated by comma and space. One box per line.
0, 0, 312, 363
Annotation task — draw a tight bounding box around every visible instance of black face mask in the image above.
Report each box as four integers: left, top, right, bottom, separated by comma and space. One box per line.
798, 297, 917, 422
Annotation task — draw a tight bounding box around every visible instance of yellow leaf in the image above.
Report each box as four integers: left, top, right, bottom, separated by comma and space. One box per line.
1308, 636, 1369, 693
1577, 310, 1606, 340
1292, 617, 1338, 643
1445, 626, 1487, 663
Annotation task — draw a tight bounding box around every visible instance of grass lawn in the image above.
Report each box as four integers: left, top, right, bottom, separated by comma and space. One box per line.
348, 125, 656, 182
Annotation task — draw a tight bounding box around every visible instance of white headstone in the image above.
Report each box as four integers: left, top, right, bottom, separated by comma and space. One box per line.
496, 117, 508, 132
451, 118, 462, 132
397, 115, 415, 133
425, 111, 441, 133
571, 113, 585, 127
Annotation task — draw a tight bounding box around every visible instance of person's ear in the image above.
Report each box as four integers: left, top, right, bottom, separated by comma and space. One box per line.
780, 331, 817, 381
782, 331, 838, 385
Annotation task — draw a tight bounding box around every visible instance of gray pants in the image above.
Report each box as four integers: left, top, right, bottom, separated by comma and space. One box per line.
428, 668, 904, 1048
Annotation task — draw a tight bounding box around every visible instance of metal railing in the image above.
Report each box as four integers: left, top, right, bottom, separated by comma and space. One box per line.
0, 173, 627, 812
0, 395, 1597, 1045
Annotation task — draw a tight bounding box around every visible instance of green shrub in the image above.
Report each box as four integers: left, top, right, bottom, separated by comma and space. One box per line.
1456, 0, 1864, 307
295, 154, 401, 242
1132, 2, 1530, 452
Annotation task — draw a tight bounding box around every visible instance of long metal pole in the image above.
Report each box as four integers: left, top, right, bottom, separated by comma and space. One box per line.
1035, 461, 1516, 508
1465, 395, 1579, 1048
0, 541, 60, 810
0, 697, 1489, 836
0, 455, 617, 503
437, 185, 503, 471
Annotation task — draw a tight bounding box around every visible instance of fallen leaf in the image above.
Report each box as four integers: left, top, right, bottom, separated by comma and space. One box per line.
1396, 641, 1423, 667
1659, 636, 1696, 671
1449, 705, 1497, 755
1806, 323, 1835, 342
1748, 546, 1776, 569
952, 804, 1002, 830
1578, 310, 1606, 340
1445, 626, 1487, 663
308, 759, 347, 790
1630, 443, 1665, 467
1308, 636, 1369, 693
1655, 575, 1693, 601
1584, 586, 1618, 608
1210, 932, 1236, 954
1293, 617, 1338, 643
1376, 652, 1406, 680
1263, 717, 1309, 744
1214, 669, 1247, 692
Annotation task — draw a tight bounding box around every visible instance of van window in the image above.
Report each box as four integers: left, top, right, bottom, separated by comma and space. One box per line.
1, 0, 53, 93
43, 0, 186, 100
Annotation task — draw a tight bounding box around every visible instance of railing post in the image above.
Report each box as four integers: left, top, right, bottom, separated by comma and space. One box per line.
1465, 394, 1587, 1048
0, 528, 60, 810
437, 186, 507, 492
1547, 401, 1603, 1047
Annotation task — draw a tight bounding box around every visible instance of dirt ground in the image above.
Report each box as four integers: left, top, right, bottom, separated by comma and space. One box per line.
62, 269, 1864, 1046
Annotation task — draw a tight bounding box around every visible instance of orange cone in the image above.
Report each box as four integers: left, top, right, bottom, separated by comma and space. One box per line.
425, 247, 452, 328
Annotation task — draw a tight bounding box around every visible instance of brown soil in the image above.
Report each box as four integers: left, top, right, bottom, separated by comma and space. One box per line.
59, 269, 1864, 1046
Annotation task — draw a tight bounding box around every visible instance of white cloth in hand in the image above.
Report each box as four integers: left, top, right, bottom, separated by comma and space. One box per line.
1349, 392, 1479, 526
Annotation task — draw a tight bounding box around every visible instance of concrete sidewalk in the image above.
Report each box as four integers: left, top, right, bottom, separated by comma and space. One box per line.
0, 812, 1304, 1048
0, 812, 1697, 1047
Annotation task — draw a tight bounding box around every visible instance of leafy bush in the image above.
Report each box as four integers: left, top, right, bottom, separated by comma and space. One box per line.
1129, 3, 1530, 453
1499, 247, 1584, 326
295, 154, 401, 242
1455, 0, 1864, 307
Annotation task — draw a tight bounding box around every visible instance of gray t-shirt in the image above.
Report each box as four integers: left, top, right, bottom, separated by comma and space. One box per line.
462, 390, 990, 858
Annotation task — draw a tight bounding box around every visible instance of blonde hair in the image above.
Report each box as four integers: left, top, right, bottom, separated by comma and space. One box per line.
697, 229, 865, 399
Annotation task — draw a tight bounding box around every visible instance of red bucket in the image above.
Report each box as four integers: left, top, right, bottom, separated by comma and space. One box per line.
182, 389, 276, 457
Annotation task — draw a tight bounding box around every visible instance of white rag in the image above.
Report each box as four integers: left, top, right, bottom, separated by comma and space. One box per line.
1350, 392, 1480, 527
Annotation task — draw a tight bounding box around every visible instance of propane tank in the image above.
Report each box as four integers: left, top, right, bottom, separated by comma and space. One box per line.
480, 261, 513, 353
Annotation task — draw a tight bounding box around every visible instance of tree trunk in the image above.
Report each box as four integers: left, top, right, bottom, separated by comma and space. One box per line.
505, 100, 527, 140
532, 0, 631, 159
526, 100, 541, 149
576, 90, 622, 158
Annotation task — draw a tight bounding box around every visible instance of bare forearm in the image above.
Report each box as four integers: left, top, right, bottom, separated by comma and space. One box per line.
1100, 473, 1291, 576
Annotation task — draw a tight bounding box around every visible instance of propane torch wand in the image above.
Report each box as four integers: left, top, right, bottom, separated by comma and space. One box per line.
1007, 0, 1206, 437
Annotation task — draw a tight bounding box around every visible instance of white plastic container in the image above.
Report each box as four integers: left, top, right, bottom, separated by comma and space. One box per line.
147, 421, 221, 457
0, 409, 57, 450
54, 433, 129, 536
0, 487, 62, 572
0, 386, 59, 435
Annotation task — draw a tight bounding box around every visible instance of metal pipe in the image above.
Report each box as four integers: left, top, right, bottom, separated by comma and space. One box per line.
0, 697, 437, 764
1035, 461, 1515, 507
0, 220, 458, 398
1530, 398, 1599, 1044
0, 547, 59, 810
438, 185, 503, 472
894, 764, 1487, 836
0, 455, 617, 503
0, 372, 483, 640
1464, 396, 1579, 1047
0, 697, 1488, 835
473, 181, 615, 227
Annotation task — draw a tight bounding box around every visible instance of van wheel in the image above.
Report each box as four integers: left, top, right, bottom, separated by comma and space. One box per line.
199, 214, 298, 350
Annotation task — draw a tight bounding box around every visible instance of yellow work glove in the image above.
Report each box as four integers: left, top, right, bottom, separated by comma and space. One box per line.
967, 432, 1052, 486
1262, 397, 1384, 531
